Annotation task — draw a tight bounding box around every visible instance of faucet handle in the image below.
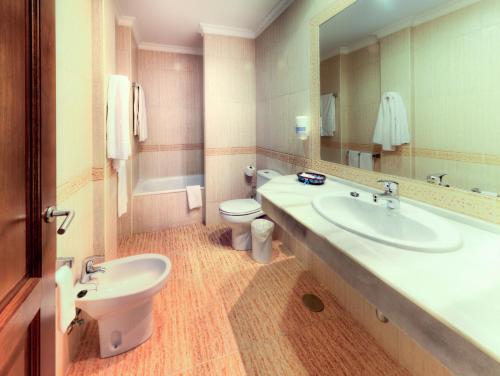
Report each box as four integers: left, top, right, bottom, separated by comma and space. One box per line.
83, 255, 104, 270
377, 179, 399, 194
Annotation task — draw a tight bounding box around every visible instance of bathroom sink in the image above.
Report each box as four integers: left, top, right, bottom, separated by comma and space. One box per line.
312, 192, 462, 252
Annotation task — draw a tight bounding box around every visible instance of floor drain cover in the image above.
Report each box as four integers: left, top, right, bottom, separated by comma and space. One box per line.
302, 294, 325, 312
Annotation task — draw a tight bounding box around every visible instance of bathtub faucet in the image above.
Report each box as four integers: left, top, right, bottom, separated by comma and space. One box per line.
80, 255, 106, 284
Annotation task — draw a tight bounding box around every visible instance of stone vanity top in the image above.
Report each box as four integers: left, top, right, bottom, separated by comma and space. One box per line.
258, 174, 500, 366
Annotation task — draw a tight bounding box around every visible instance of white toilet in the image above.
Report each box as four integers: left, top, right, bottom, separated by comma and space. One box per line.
219, 169, 281, 250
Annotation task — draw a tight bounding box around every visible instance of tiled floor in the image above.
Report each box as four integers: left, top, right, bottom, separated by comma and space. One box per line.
68, 224, 409, 375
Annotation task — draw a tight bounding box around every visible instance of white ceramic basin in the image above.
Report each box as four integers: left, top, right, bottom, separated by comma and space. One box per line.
75, 254, 171, 358
312, 191, 462, 252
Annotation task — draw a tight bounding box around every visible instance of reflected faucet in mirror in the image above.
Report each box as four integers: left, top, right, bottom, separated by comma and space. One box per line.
427, 173, 448, 187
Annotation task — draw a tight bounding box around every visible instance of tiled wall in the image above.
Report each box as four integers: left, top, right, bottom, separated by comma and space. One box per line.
116, 25, 138, 240
137, 50, 204, 181
132, 190, 205, 233
55, 0, 97, 375
411, 0, 500, 193
378, 28, 414, 178
256, 0, 500, 225
341, 44, 381, 149
92, 0, 118, 261
55, 0, 118, 375
203, 34, 256, 224
319, 55, 341, 163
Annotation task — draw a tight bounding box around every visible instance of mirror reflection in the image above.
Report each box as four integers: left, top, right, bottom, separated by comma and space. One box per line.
319, 0, 500, 196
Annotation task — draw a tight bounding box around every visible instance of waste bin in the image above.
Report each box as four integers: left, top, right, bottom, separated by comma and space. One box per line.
251, 219, 275, 264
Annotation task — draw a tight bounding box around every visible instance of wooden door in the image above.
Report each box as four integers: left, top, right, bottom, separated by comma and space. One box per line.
0, 0, 56, 375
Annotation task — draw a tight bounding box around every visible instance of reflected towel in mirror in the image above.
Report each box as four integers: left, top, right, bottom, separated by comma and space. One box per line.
373, 92, 410, 151
320, 94, 336, 136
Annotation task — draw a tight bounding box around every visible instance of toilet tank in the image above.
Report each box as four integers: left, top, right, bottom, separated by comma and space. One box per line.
256, 169, 282, 202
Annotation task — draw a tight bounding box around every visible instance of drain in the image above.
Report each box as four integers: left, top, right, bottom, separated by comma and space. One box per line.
302, 294, 325, 312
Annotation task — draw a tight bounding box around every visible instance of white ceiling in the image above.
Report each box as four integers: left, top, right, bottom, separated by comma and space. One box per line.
320, 0, 480, 59
116, 0, 291, 52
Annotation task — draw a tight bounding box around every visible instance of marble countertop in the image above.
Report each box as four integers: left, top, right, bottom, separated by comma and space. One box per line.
259, 174, 500, 363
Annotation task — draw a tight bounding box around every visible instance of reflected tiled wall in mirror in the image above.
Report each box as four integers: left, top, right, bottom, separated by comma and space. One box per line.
319, 0, 500, 195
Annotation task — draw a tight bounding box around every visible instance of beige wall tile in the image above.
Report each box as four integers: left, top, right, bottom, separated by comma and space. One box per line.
203, 34, 257, 224
132, 190, 204, 233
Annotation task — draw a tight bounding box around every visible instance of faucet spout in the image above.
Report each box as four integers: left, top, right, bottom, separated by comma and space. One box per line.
373, 180, 400, 210
80, 255, 106, 284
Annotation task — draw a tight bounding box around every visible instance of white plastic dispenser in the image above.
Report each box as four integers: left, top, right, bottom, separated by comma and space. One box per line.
296, 116, 309, 140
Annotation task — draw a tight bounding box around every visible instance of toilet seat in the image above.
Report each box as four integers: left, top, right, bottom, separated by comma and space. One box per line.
219, 199, 261, 216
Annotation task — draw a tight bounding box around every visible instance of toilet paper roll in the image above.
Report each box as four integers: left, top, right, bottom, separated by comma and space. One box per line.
55, 265, 76, 333
245, 165, 256, 177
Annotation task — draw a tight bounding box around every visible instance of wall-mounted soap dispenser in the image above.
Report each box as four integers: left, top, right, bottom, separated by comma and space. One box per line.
296, 116, 309, 140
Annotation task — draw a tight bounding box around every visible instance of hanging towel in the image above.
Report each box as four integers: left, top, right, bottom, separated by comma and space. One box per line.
106, 75, 131, 217
372, 92, 410, 151
133, 85, 139, 136
359, 152, 373, 171
347, 150, 360, 168
186, 185, 202, 210
133, 84, 148, 142
55, 265, 76, 333
320, 94, 336, 136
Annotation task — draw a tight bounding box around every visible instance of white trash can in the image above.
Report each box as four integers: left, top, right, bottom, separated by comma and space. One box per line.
251, 219, 275, 264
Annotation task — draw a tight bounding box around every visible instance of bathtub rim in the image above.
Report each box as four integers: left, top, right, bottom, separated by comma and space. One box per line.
133, 186, 205, 197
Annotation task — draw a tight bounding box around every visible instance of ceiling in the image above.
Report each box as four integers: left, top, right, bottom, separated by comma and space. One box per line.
320, 0, 478, 59
116, 0, 290, 52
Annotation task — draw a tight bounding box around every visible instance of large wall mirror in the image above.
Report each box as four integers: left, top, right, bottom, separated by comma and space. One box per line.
318, 0, 500, 196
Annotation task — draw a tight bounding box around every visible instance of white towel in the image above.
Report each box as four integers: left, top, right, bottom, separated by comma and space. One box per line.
55, 265, 76, 333
347, 150, 360, 167
373, 92, 410, 151
320, 94, 336, 136
186, 185, 202, 210
114, 160, 128, 216
133, 84, 148, 142
106, 75, 131, 217
133, 85, 139, 136
359, 152, 373, 171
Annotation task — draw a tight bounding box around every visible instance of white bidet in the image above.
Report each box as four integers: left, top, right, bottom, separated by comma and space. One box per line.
74, 254, 171, 358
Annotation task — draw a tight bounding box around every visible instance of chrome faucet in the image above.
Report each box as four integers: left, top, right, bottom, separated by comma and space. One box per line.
80, 255, 106, 284
427, 173, 448, 186
373, 180, 400, 210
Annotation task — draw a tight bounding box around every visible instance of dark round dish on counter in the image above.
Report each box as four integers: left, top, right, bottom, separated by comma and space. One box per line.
297, 172, 326, 185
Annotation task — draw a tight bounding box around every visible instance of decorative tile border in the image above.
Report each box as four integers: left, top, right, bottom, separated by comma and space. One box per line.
92, 167, 104, 181
257, 146, 500, 224
139, 143, 204, 152
413, 148, 500, 166
320, 140, 500, 166
205, 146, 256, 156
57, 169, 93, 202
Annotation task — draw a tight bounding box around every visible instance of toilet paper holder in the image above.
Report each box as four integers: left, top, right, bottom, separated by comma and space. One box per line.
57, 256, 75, 269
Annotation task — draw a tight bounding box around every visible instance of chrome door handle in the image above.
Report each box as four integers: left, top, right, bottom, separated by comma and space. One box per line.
44, 206, 75, 235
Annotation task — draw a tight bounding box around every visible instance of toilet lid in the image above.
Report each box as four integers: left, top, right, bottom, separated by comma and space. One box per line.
219, 199, 261, 216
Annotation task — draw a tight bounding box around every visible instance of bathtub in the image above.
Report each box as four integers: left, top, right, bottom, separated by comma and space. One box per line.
134, 174, 205, 196
133, 175, 205, 233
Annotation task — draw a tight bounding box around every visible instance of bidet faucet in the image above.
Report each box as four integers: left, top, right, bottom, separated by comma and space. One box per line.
373, 179, 400, 210
80, 255, 106, 284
